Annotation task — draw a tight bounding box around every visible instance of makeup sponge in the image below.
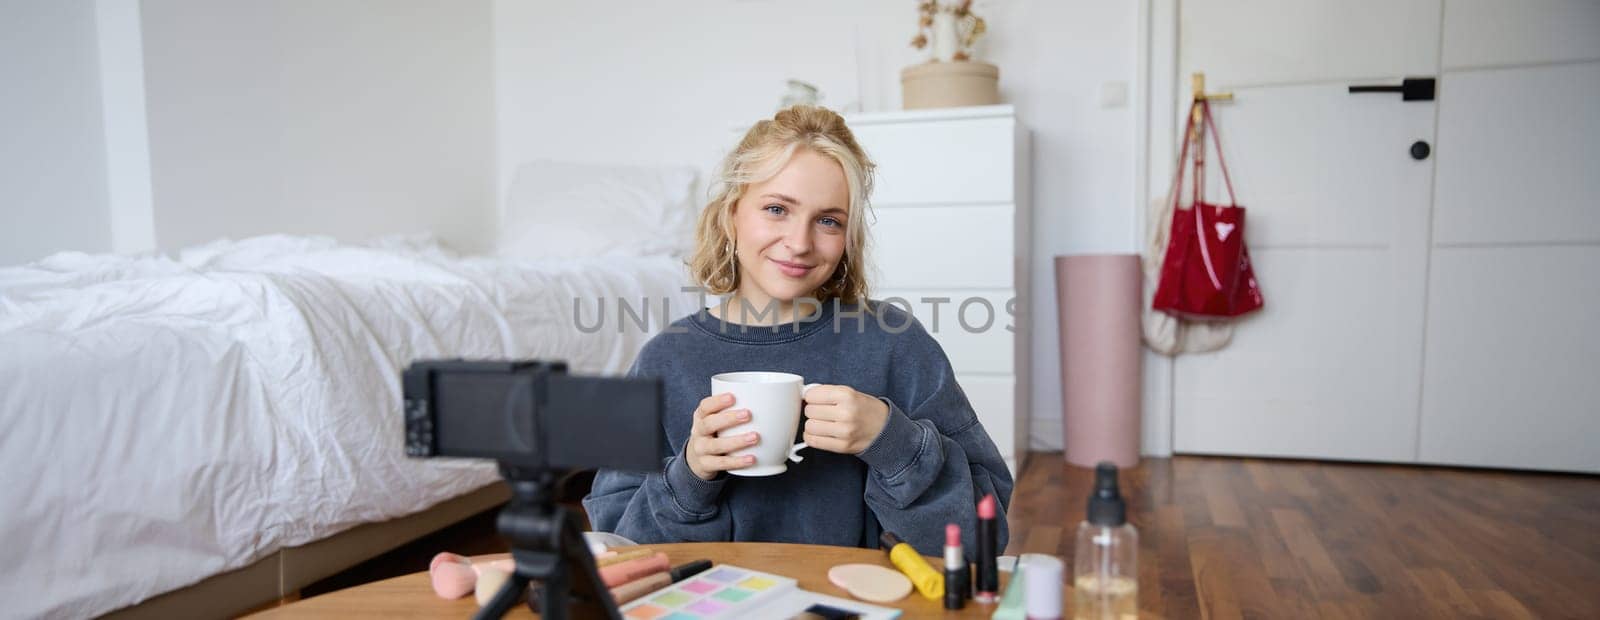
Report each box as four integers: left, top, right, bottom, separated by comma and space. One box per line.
475, 565, 511, 607
827, 563, 913, 603
429, 552, 476, 599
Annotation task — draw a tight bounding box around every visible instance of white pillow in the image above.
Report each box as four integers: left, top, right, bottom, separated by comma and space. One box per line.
499, 160, 700, 260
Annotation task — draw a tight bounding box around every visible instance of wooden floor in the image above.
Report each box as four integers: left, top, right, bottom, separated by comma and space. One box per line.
1008, 454, 1600, 619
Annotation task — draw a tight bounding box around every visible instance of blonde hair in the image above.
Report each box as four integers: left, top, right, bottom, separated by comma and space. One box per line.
689, 105, 876, 305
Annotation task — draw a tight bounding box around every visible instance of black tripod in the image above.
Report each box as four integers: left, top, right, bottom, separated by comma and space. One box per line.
473, 467, 620, 620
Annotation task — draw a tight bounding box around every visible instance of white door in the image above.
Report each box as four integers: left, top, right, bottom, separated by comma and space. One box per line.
1171, 0, 1441, 462
1170, 0, 1600, 471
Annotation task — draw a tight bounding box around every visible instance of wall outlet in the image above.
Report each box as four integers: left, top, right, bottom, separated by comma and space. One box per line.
1099, 81, 1129, 108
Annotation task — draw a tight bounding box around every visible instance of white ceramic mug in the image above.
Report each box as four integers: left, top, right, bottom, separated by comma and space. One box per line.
710, 371, 818, 476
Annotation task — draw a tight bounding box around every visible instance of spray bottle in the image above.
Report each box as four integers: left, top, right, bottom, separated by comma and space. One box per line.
1072, 462, 1137, 620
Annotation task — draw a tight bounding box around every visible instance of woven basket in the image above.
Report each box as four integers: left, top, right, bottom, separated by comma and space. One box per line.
900, 61, 1000, 109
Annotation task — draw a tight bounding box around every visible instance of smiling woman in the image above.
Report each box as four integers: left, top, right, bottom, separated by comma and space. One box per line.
582, 105, 1014, 559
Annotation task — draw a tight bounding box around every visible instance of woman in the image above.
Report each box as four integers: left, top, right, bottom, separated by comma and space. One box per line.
583, 105, 1011, 557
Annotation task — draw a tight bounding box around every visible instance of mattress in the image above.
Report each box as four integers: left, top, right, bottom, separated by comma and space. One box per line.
0, 235, 698, 619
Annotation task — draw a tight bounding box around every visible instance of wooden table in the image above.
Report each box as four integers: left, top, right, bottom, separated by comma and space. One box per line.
253, 542, 1038, 618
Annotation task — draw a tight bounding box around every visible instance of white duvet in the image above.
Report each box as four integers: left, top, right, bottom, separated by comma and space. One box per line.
0, 235, 698, 619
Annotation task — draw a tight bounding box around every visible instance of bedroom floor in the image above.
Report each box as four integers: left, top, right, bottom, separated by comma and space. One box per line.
1011, 455, 1600, 619
307, 456, 1599, 618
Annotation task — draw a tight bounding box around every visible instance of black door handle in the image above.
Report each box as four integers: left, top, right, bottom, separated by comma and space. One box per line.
1348, 77, 1436, 101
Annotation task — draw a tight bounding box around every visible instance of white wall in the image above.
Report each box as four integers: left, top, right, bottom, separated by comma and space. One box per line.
1, 0, 497, 264
494, 0, 1142, 451
493, 0, 886, 204
97, 0, 158, 256
137, 0, 496, 253
982, 1, 1140, 453
0, 0, 112, 266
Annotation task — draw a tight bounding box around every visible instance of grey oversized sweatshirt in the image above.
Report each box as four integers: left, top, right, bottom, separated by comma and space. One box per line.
582, 299, 1012, 559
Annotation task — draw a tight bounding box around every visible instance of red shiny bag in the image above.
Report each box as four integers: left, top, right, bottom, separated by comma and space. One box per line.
1152, 100, 1264, 319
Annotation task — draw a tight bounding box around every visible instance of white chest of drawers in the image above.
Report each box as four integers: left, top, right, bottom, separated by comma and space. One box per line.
845, 105, 1031, 478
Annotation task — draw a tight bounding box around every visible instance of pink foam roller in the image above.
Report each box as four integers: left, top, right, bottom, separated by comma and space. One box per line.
1055, 255, 1143, 468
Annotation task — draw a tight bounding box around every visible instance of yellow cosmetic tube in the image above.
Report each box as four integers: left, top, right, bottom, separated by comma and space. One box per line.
880, 531, 945, 600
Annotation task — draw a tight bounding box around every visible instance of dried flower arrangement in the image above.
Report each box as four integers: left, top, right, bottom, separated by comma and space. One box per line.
910, 0, 988, 61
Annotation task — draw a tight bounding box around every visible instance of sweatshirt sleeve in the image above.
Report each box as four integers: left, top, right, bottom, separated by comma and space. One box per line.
581, 352, 734, 543
855, 317, 1015, 559
582, 452, 734, 543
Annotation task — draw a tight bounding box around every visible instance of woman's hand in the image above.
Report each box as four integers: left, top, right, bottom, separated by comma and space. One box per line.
801, 385, 890, 455
685, 393, 760, 481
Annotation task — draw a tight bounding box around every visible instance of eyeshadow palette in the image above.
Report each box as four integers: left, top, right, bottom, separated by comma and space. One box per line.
619, 564, 899, 620
620, 565, 792, 619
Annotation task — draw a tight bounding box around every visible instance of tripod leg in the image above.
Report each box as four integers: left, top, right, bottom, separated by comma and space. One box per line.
472, 573, 529, 620
541, 562, 570, 620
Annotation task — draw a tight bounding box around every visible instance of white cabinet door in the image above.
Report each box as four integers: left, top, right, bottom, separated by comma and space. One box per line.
871, 205, 1014, 289
1420, 59, 1600, 473
1430, 63, 1600, 245
1420, 246, 1600, 472
848, 116, 1014, 206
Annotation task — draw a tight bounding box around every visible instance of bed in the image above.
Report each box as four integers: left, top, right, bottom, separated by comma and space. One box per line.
0, 233, 700, 618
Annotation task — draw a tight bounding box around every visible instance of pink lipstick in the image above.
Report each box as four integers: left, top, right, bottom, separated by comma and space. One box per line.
945, 523, 969, 609
976, 494, 999, 603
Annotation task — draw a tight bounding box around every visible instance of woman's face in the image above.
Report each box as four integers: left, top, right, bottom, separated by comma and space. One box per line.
730, 148, 851, 308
